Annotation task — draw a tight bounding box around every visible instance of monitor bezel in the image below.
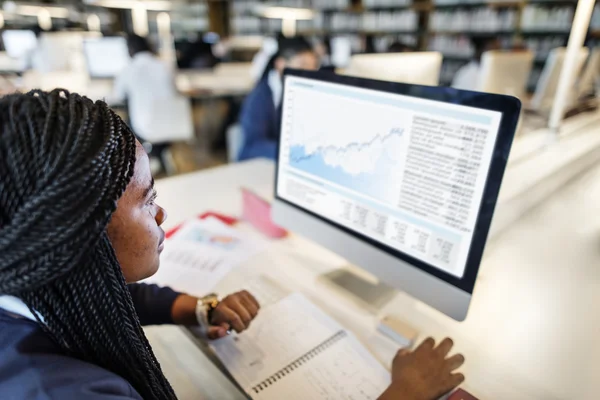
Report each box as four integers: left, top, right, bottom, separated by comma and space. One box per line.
275, 68, 521, 294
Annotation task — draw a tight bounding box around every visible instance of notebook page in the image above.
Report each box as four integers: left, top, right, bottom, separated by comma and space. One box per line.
210, 293, 343, 390
253, 331, 391, 400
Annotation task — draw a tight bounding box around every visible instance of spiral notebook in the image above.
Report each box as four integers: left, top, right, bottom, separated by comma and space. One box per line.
210, 293, 391, 400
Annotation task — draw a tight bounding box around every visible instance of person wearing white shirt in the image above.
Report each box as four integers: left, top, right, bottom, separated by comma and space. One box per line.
112, 34, 177, 144
451, 37, 500, 91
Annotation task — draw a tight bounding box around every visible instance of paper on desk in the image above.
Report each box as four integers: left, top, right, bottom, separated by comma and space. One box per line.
143, 217, 267, 297
210, 293, 391, 400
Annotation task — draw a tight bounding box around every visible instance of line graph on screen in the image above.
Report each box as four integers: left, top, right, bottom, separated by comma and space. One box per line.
288, 127, 404, 203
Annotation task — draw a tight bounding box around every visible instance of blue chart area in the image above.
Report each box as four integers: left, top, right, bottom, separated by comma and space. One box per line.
289, 128, 404, 204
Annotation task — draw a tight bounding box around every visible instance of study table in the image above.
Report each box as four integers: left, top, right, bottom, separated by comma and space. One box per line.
151, 158, 600, 400
11, 69, 253, 102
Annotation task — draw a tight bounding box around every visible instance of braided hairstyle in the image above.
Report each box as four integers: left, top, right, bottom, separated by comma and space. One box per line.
0, 90, 176, 399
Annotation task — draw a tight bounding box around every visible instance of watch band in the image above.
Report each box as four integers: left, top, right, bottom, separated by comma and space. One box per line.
195, 299, 209, 328
195, 293, 220, 328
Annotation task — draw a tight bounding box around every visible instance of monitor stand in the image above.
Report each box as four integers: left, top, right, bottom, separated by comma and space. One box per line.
320, 268, 397, 311
320, 268, 420, 347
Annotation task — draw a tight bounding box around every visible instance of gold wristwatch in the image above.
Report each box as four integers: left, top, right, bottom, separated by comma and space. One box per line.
195, 293, 220, 327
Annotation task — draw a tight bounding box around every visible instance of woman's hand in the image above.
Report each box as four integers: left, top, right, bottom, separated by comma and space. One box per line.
171, 290, 260, 339
208, 291, 260, 339
379, 337, 465, 400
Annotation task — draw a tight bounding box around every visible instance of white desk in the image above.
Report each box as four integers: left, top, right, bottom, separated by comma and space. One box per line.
152, 159, 600, 400
176, 70, 254, 98
12, 69, 253, 102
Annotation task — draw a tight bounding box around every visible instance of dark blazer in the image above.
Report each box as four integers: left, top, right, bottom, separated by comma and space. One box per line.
0, 283, 180, 399
238, 76, 281, 161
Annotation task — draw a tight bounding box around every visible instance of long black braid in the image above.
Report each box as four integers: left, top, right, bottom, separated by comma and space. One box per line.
0, 90, 177, 399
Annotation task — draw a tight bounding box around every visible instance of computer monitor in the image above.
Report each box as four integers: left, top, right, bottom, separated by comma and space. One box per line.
2, 30, 37, 60
273, 69, 521, 321
35, 31, 101, 73
341, 52, 442, 86
83, 37, 130, 79
530, 47, 589, 112
479, 50, 534, 100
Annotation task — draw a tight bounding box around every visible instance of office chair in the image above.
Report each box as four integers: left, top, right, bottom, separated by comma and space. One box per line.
529, 47, 589, 113
137, 95, 195, 175
573, 49, 600, 102
479, 50, 534, 100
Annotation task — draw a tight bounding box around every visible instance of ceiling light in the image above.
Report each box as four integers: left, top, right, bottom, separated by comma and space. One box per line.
83, 0, 172, 11
3, 2, 70, 18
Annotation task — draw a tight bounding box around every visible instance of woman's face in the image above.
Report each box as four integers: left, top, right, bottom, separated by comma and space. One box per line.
275, 51, 319, 74
106, 142, 167, 283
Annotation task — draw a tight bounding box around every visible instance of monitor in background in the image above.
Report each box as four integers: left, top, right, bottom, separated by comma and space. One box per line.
83, 37, 130, 79
34, 31, 101, 73
341, 52, 442, 86
2, 30, 37, 60
479, 50, 534, 100
529, 47, 589, 112
273, 69, 521, 321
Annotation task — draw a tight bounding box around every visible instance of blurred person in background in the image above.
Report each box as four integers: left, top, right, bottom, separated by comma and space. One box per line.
111, 34, 178, 169
177, 32, 219, 69
364, 34, 377, 54
238, 37, 319, 161
387, 41, 415, 53
451, 36, 500, 91
250, 34, 282, 81
315, 36, 334, 70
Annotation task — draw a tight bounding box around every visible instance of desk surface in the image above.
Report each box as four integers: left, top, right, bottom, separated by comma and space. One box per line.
152, 158, 600, 400
12, 69, 253, 102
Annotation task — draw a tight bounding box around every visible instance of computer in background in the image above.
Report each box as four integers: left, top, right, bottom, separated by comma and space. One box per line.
340, 52, 443, 86
1, 30, 37, 71
83, 36, 130, 79
529, 47, 589, 112
2, 30, 37, 60
273, 69, 521, 321
479, 50, 534, 100
34, 31, 101, 73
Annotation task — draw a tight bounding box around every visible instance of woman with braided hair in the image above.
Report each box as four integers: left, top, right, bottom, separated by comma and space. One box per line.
0, 90, 465, 400
0, 89, 261, 399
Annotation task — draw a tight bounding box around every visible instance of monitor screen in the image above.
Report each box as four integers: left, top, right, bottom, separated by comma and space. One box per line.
276, 75, 502, 280
83, 37, 130, 78
2, 30, 37, 59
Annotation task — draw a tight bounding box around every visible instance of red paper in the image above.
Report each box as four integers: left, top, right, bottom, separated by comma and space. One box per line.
241, 188, 287, 238
165, 211, 238, 239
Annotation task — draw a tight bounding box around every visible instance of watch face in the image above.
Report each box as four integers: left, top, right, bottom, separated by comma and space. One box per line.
203, 294, 219, 309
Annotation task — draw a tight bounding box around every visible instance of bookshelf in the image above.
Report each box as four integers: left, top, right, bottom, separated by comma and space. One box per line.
226, 0, 593, 90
